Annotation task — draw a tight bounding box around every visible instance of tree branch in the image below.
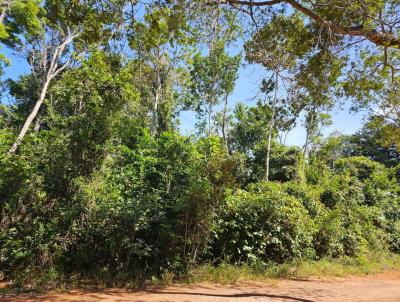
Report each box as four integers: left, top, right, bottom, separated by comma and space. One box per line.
217, 0, 400, 48
219, 0, 284, 5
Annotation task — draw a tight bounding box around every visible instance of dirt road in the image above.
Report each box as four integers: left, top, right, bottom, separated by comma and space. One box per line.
2, 272, 400, 302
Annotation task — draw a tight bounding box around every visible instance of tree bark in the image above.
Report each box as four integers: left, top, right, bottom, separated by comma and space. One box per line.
208, 98, 213, 137
150, 57, 164, 137
150, 84, 161, 136
8, 29, 77, 154
33, 117, 41, 132
264, 72, 278, 181
265, 106, 275, 181
303, 109, 315, 161
8, 78, 50, 154
222, 94, 229, 152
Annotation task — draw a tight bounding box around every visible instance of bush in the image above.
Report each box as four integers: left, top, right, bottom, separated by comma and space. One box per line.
283, 182, 325, 218
0, 129, 244, 283
209, 182, 316, 264
314, 204, 385, 258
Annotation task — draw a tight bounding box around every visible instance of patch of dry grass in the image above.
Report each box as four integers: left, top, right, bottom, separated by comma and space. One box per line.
186, 253, 400, 283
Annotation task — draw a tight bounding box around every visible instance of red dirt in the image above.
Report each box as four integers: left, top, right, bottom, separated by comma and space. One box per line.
2, 272, 400, 302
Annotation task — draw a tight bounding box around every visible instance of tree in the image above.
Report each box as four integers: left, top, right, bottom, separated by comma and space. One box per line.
218, 0, 400, 147
8, 28, 78, 153
190, 44, 241, 137
245, 12, 342, 165
216, 0, 400, 49
344, 118, 400, 166
245, 14, 305, 180
128, 2, 194, 136
303, 110, 332, 160
7, 0, 125, 154
187, 3, 241, 138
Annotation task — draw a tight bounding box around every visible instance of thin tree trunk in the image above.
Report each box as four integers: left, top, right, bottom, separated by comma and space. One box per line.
265, 110, 275, 181
33, 117, 41, 132
150, 87, 160, 136
303, 129, 310, 161
206, 2, 220, 139
150, 65, 162, 136
264, 72, 278, 181
8, 32, 76, 154
222, 94, 229, 152
8, 78, 51, 154
303, 110, 315, 161
0, 0, 12, 24
208, 100, 212, 137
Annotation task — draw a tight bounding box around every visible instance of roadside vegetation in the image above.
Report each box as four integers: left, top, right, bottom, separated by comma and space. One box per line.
1, 0, 400, 291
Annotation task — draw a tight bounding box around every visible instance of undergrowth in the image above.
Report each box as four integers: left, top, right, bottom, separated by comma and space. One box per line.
186, 253, 400, 284
1, 253, 399, 294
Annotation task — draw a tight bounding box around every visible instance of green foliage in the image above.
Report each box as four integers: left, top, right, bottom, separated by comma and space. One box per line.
207, 156, 399, 266
209, 182, 316, 264
0, 0, 400, 288
229, 102, 301, 183
189, 44, 241, 135
343, 118, 400, 167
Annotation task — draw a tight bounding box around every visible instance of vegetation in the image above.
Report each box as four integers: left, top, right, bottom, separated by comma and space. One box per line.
0, 0, 399, 288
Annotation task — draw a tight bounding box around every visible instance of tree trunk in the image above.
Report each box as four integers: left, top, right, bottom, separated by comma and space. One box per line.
8, 77, 51, 154
264, 72, 278, 181
222, 94, 229, 152
303, 130, 310, 161
303, 110, 315, 161
150, 66, 163, 137
7, 28, 77, 154
0, 0, 12, 24
33, 117, 41, 132
208, 97, 213, 137
150, 88, 160, 136
265, 109, 275, 181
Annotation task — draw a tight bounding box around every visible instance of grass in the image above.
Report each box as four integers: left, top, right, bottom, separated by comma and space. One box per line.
1, 253, 399, 294
185, 253, 400, 284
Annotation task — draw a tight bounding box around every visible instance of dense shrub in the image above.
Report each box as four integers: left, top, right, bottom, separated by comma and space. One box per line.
1, 77, 400, 287
209, 182, 316, 264
283, 182, 324, 218
313, 203, 385, 258
1, 0, 400, 288
0, 130, 241, 282
208, 159, 396, 265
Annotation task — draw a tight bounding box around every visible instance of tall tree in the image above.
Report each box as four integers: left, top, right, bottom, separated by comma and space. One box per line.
245, 14, 305, 180
7, 0, 125, 153
303, 110, 332, 160
217, 0, 400, 148
190, 44, 241, 137
128, 1, 194, 136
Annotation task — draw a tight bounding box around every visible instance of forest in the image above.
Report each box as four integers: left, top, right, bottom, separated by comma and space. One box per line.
0, 0, 400, 287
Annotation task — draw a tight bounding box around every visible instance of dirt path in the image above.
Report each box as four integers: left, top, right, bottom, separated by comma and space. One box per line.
2, 272, 400, 302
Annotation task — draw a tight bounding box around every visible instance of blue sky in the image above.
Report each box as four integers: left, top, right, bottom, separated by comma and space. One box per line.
233, 62, 366, 146
179, 44, 366, 146
1, 43, 365, 147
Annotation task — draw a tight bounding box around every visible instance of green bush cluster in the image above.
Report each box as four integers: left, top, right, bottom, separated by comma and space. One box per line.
0, 54, 399, 286
208, 156, 399, 265
2, 126, 399, 285
0, 128, 241, 283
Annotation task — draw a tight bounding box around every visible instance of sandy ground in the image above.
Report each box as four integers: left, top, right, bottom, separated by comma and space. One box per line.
1, 272, 400, 302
